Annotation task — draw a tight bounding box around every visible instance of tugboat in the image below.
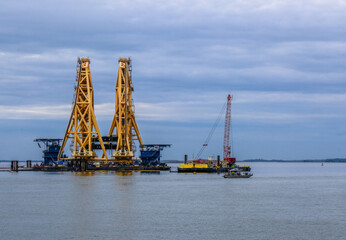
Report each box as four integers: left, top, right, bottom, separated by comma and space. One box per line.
223, 167, 253, 178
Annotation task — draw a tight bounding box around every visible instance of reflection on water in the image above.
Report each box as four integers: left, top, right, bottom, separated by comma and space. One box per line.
114, 171, 134, 176
73, 171, 95, 177
72, 170, 136, 177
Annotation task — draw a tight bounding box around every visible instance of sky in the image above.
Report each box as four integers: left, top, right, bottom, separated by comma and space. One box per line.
1, 0, 346, 161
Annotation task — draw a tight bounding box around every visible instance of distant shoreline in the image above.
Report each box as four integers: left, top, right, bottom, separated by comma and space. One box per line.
238, 159, 346, 163
161, 159, 346, 163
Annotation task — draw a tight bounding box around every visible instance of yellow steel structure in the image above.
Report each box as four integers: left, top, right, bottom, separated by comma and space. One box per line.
58, 58, 108, 161
178, 163, 210, 169
108, 58, 143, 162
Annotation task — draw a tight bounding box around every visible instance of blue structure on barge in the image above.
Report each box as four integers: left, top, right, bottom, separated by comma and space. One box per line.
34, 138, 67, 165
140, 144, 171, 166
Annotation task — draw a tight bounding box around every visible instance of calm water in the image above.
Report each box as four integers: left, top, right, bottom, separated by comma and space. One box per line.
0, 162, 345, 240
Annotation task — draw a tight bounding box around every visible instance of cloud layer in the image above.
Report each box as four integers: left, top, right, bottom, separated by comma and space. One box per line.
1, 0, 346, 160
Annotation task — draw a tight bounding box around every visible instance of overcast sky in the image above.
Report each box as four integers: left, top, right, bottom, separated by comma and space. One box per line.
1, 0, 346, 160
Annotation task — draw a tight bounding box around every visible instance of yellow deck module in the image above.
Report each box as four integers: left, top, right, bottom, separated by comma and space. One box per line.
178, 163, 210, 169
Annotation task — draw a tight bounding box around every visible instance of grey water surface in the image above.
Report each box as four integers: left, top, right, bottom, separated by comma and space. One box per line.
0, 162, 345, 240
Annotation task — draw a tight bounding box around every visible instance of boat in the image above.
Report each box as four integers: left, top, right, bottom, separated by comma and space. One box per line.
223, 167, 253, 178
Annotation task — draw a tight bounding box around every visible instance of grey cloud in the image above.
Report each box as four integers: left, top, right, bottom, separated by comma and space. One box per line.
1, 0, 346, 160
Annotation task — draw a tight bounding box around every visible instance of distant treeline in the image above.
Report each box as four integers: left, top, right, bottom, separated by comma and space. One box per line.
237, 158, 346, 163
161, 160, 184, 163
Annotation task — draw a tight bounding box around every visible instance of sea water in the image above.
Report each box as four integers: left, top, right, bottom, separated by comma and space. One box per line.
0, 162, 345, 240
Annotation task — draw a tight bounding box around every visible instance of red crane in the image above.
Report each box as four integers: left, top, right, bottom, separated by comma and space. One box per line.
223, 94, 236, 164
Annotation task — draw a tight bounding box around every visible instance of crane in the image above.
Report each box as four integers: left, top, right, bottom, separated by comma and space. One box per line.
223, 94, 236, 165
195, 93, 236, 166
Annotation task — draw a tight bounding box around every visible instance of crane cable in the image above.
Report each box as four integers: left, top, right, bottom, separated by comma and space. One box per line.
195, 102, 227, 159
230, 102, 234, 157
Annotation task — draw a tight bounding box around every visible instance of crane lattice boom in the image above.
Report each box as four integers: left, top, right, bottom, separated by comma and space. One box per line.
223, 94, 235, 163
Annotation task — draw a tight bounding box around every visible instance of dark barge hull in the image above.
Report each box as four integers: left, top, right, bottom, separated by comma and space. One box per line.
88, 166, 171, 171
177, 168, 230, 173
177, 168, 216, 173
30, 165, 171, 172
177, 165, 251, 173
